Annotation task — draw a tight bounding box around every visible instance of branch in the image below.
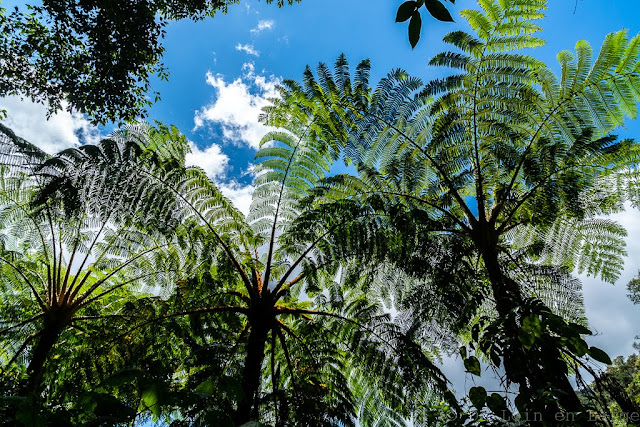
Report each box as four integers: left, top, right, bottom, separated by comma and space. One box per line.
63, 212, 111, 305
276, 319, 319, 367
114, 305, 249, 344
272, 223, 343, 296
138, 168, 253, 295
264, 126, 309, 293
497, 70, 639, 219
370, 112, 478, 227
2, 331, 41, 372
275, 327, 300, 402
0, 313, 44, 335
0, 255, 46, 311
71, 244, 170, 308
357, 189, 470, 233
275, 306, 398, 352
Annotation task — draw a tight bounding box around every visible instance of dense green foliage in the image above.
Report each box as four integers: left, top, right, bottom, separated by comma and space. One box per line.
265, 0, 640, 423
0, 119, 452, 425
1, 0, 640, 426
0, 0, 300, 124
580, 354, 640, 426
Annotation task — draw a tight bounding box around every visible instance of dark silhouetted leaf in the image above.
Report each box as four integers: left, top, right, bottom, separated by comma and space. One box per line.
425, 0, 454, 22
464, 356, 481, 376
469, 386, 487, 409
589, 346, 612, 365
396, 1, 417, 22
409, 11, 422, 48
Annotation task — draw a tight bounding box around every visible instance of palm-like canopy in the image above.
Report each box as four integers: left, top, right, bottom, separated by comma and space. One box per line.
15, 119, 451, 425
265, 0, 640, 422
0, 124, 185, 423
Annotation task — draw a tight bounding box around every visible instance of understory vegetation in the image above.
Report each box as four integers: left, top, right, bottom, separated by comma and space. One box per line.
2, 0, 640, 425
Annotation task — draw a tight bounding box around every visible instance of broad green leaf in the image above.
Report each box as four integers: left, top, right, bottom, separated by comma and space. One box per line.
469, 386, 487, 409
568, 322, 593, 336
567, 337, 589, 357
464, 356, 481, 376
195, 379, 215, 396
589, 346, 613, 365
522, 314, 541, 338
517, 329, 535, 349
487, 393, 509, 417
141, 384, 162, 417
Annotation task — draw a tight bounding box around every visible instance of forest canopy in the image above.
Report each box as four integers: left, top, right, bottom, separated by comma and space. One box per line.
1, 0, 640, 426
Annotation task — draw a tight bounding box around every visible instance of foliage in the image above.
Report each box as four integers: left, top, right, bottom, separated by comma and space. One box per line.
629, 271, 640, 305
2, 0, 640, 424
0, 118, 455, 425
265, 0, 640, 423
0, 123, 189, 424
0, 0, 300, 124
396, 0, 456, 48
579, 353, 640, 426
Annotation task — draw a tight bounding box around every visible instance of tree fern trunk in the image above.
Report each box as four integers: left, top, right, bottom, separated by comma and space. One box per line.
479, 233, 583, 424
24, 320, 65, 394
235, 322, 269, 425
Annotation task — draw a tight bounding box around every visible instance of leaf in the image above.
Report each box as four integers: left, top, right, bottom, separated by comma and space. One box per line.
141, 383, 162, 417
464, 356, 481, 376
517, 329, 535, 349
567, 337, 589, 357
409, 11, 422, 49
522, 314, 541, 338
424, 0, 454, 22
568, 322, 592, 336
471, 323, 480, 342
589, 346, 613, 365
195, 379, 215, 396
487, 393, 509, 417
459, 345, 467, 360
396, 1, 417, 23
469, 386, 487, 410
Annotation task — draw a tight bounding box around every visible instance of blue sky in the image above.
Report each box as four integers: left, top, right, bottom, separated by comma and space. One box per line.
2, 0, 640, 403
148, 0, 640, 206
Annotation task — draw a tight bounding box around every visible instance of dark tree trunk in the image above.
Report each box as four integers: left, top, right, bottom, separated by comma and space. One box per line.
23, 318, 66, 394
234, 322, 270, 426
476, 227, 583, 424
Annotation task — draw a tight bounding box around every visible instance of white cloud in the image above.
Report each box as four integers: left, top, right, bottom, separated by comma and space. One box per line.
250, 19, 275, 33
185, 140, 254, 215
235, 43, 260, 57
0, 96, 100, 154
194, 63, 281, 149
219, 181, 255, 216
184, 141, 229, 179
583, 205, 640, 359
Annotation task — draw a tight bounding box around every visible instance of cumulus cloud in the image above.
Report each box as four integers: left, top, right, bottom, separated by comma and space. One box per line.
250, 19, 275, 33
219, 181, 255, 216
185, 140, 254, 215
583, 205, 640, 359
235, 43, 259, 57
194, 63, 281, 149
0, 96, 100, 153
184, 141, 230, 179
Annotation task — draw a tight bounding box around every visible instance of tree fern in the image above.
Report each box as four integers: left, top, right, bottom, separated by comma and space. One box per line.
264, 0, 640, 421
